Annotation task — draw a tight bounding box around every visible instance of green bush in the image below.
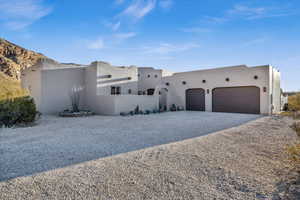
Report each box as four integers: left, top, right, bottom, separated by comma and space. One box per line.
0, 96, 37, 127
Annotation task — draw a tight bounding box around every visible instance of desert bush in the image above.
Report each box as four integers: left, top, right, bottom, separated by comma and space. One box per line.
0, 96, 37, 127
289, 93, 300, 112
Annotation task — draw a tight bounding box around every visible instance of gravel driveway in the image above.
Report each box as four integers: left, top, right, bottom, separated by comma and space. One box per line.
0, 112, 260, 181
0, 115, 297, 200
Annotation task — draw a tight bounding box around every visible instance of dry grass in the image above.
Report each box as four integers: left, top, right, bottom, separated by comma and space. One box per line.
287, 121, 300, 171
291, 122, 300, 137
287, 143, 300, 170
289, 93, 300, 112
0, 72, 28, 100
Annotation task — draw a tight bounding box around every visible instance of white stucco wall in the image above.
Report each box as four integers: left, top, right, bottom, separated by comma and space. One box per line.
138, 67, 163, 93
21, 64, 42, 109
96, 62, 138, 95
163, 65, 272, 114
114, 95, 159, 115
21, 59, 281, 116
271, 67, 281, 113
83, 62, 159, 115
40, 67, 85, 114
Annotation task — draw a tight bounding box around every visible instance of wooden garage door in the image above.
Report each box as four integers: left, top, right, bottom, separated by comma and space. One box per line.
186, 88, 205, 111
212, 87, 260, 114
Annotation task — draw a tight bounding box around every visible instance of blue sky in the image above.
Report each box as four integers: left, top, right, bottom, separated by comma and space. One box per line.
0, 0, 299, 91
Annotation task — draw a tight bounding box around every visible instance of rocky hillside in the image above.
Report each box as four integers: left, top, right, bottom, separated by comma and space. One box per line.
0, 38, 46, 80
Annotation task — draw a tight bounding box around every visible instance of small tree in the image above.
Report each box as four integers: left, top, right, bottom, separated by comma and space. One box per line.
69, 86, 83, 112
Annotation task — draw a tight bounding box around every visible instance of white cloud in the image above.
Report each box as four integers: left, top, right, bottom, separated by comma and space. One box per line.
0, 0, 52, 30
143, 42, 200, 55
120, 0, 157, 20
104, 21, 121, 31
202, 4, 294, 24
227, 5, 270, 20
159, 0, 173, 10
114, 32, 137, 40
88, 38, 104, 50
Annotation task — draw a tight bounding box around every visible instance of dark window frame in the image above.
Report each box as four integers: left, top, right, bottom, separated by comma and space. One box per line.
111, 86, 121, 95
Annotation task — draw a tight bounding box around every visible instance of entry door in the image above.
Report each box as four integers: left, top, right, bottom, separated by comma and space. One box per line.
186, 88, 205, 111
212, 86, 260, 114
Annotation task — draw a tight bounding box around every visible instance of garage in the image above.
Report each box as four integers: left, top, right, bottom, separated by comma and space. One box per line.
186, 88, 205, 111
212, 86, 260, 114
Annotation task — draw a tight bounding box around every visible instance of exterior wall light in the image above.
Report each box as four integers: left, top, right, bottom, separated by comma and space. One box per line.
254, 75, 258, 80
166, 82, 170, 86
263, 87, 267, 92
182, 81, 186, 85
202, 80, 206, 83
226, 78, 230, 82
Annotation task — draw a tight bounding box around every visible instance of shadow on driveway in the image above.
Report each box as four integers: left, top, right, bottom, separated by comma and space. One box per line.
0, 112, 261, 182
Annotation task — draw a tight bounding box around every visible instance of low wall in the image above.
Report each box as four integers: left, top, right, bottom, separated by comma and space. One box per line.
114, 95, 159, 115
90, 95, 159, 115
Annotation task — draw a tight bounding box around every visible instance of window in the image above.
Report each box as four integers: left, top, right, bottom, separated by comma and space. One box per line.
111, 86, 121, 95
147, 88, 155, 95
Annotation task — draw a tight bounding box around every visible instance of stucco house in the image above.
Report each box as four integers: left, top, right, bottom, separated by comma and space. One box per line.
21, 58, 282, 115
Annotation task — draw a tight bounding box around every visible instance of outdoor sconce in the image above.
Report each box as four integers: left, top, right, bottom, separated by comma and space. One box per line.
166, 82, 170, 86
226, 78, 230, 82
182, 81, 186, 85
263, 87, 267, 92
254, 75, 258, 80
128, 77, 132, 80
202, 80, 206, 83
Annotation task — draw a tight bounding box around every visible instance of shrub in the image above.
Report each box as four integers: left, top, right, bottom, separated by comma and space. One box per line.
0, 96, 37, 127
289, 93, 300, 112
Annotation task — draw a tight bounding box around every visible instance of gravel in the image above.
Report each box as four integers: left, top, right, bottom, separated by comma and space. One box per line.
1, 113, 296, 199
0, 112, 259, 182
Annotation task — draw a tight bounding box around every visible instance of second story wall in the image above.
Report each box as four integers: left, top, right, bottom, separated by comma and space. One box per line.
95, 62, 138, 96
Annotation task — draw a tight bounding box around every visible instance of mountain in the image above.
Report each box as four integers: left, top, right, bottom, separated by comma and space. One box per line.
0, 38, 47, 100
0, 38, 46, 80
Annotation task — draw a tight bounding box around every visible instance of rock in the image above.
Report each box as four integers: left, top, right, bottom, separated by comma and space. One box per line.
0, 38, 46, 80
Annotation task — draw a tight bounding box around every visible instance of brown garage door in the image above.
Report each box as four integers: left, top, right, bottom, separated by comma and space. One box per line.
186, 88, 205, 111
212, 86, 260, 114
